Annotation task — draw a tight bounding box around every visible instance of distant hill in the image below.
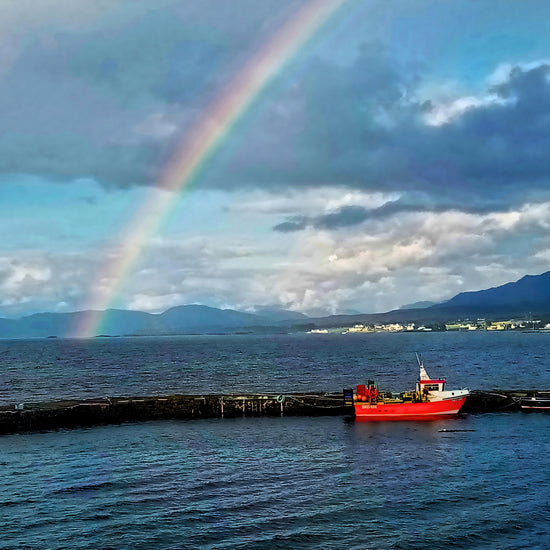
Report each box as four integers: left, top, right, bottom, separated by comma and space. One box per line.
0, 309, 156, 339
250, 306, 308, 322
425, 271, 550, 318
0, 305, 308, 339
399, 301, 438, 310
154, 305, 272, 333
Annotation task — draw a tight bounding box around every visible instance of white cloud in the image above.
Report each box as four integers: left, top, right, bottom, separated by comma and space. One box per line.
533, 249, 550, 263
227, 200, 550, 313
227, 188, 399, 217
424, 60, 550, 127
424, 94, 511, 126
1, 261, 52, 291
0, 254, 89, 314
126, 292, 184, 313
488, 59, 550, 86
2, 195, 550, 319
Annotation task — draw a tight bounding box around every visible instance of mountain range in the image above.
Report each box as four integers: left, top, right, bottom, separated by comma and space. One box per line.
1, 271, 549, 338
0, 305, 308, 339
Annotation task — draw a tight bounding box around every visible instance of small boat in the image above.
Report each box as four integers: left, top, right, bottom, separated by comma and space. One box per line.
353, 354, 469, 421
520, 394, 550, 412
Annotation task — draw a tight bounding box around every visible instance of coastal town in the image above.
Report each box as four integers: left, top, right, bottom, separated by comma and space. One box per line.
307, 319, 550, 334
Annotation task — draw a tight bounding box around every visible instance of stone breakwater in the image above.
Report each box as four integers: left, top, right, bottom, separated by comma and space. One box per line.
460, 389, 541, 413
0, 393, 349, 434
0, 390, 547, 434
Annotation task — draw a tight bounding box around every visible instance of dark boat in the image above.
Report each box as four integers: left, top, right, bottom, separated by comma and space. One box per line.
520, 394, 550, 411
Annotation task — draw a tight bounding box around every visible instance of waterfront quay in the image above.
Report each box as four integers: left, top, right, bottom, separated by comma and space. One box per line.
0, 389, 547, 434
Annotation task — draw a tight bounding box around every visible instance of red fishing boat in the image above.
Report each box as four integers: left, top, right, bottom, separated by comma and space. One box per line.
354, 354, 469, 421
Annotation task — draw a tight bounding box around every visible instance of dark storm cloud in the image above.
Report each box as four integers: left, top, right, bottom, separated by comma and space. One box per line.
219, 55, 550, 210
398, 64, 550, 195
273, 217, 309, 233
314, 205, 370, 229
2, 0, 550, 211
272, 207, 371, 232
272, 198, 512, 232
0, 0, 301, 187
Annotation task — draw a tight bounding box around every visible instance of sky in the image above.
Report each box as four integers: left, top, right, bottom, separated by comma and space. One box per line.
2, 0, 550, 319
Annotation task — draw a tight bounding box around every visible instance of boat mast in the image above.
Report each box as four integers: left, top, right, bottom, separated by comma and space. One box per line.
416, 352, 430, 381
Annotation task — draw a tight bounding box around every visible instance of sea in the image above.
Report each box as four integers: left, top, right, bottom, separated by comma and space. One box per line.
1, 331, 549, 549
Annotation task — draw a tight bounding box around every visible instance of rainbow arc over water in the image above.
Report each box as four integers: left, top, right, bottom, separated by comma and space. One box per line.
75, 0, 346, 338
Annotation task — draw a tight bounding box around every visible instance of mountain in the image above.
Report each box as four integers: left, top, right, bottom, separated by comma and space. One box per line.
250, 306, 308, 322
0, 304, 308, 339
154, 305, 267, 333
1, 309, 156, 339
399, 301, 438, 310
426, 271, 550, 318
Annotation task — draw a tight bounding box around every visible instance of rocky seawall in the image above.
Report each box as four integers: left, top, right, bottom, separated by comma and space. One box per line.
1, 390, 547, 434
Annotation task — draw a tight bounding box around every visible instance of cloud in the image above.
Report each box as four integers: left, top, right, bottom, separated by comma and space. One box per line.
278, 204, 550, 313
2, 198, 550, 317
273, 218, 308, 233
273, 206, 372, 232
2, 0, 550, 215
268, 197, 550, 313
0, 253, 92, 316
214, 55, 550, 211
227, 188, 396, 216
272, 196, 514, 232
314, 206, 371, 230
0, 0, 302, 187
423, 95, 510, 126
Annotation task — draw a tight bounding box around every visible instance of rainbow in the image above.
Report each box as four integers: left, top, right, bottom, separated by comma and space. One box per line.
74, 0, 346, 338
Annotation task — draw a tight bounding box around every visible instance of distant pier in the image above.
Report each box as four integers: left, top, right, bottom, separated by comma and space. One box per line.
0, 390, 547, 434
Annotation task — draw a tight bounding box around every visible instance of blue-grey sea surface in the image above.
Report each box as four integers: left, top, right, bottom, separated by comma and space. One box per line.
2, 414, 550, 549
0, 331, 548, 405
1, 332, 549, 549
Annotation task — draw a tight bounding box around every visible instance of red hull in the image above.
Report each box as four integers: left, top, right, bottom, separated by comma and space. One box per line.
354, 396, 467, 421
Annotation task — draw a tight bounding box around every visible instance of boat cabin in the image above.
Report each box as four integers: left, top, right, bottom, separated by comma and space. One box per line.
416, 357, 445, 398
416, 378, 445, 397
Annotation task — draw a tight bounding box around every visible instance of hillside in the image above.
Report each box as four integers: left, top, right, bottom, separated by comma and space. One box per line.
0, 305, 306, 339
434, 271, 550, 316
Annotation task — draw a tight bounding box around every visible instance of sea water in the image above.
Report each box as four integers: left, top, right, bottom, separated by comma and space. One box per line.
1, 331, 549, 405
1, 332, 549, 549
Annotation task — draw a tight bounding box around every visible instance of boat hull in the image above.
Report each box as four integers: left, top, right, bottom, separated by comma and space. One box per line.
520, 398, 550, 411
354, 396, 468, 421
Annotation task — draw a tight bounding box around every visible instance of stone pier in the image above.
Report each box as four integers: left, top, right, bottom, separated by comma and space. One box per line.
1, 389, 548, 434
